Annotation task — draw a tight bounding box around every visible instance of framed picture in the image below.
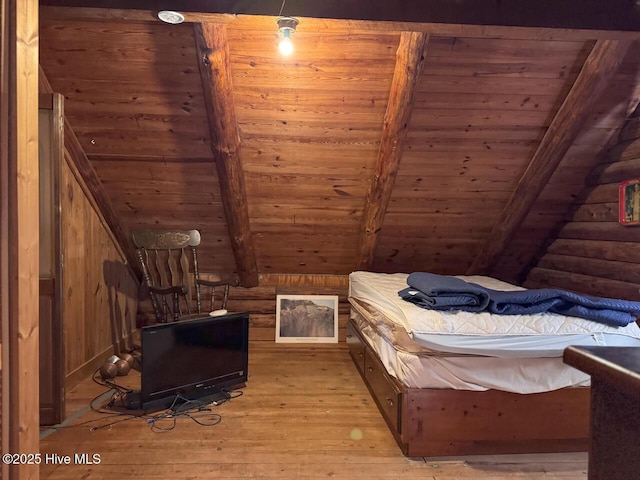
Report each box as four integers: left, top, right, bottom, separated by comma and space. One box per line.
275, 294, 339, 343
619, 178, 640, 226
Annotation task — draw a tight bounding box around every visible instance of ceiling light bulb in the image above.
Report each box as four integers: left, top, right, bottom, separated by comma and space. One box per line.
276, 17, 298, 56
279, 34, 294, 56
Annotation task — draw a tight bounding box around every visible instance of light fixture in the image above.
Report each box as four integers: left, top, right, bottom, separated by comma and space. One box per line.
157, 10, 185, 24
277, 16, 298, 56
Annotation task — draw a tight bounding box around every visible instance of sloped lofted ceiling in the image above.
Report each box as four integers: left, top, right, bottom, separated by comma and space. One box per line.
39, 2, 640, 286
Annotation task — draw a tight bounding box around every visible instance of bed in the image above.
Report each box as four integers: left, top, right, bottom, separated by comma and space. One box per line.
347, 271, 640, 457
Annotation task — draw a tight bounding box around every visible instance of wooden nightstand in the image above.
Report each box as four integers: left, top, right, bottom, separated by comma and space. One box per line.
563, 346, 640, 480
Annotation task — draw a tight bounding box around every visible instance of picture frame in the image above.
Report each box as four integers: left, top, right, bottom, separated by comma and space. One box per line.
275, 294, 339, 343
619, 178, 640, 226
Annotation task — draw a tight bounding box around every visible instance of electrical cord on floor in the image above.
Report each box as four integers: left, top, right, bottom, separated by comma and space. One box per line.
91, 367, 131, 394
89, 368, 141, 417
47, 369, 242, 433
82, 383, 150, 429
40, 368, 150, 432
88, 411, 149, 431
92, 390, 243, 433
145, 393, 232, 432
223, 389, 243, 402
146, 394, 217, 432
66, 390, 149, 432
41, 390, 149, 432
147, 409, 222, 433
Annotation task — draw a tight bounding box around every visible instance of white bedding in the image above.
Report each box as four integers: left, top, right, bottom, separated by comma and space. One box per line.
353, 312, 591, 393
349, 271, 640, 358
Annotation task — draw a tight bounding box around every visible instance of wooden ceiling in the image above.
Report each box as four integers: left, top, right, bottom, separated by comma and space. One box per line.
39, 3, 640, 286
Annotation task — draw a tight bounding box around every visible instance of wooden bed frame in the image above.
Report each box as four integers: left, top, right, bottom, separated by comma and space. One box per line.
346, 315, 590, 457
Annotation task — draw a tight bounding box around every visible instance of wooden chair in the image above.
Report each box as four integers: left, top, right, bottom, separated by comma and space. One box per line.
132, 229, 237, 323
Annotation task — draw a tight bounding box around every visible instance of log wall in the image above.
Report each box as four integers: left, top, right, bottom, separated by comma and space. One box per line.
525, 108, 640, 301
240, 274, 350, 342
138, 274, 350, 342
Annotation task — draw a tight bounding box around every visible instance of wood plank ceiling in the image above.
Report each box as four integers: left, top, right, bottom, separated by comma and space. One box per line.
39, 6, 640, 284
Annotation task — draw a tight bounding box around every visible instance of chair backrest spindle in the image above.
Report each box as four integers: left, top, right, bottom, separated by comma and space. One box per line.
132, 229, 235, 324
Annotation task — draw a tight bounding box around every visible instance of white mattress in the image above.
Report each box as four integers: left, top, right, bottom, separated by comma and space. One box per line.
352, 311, 591, 393
349, 271, 640, 358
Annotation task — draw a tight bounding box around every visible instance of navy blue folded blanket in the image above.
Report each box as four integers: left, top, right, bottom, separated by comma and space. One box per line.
398, 272, 490, 312
398, 272, 640, 327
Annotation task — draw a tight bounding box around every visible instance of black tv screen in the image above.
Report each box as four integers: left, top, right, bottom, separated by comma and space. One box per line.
141, 312, 248, 410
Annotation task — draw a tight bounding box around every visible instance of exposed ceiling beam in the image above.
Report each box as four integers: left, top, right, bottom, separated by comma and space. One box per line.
194, 22, 259, 288
39, 67, 141, 278
356, 32, 429, 271
467, 39, 632, 276
40, 7, 640, 42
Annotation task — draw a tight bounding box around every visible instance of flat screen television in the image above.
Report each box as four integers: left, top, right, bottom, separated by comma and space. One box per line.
140, 311, 249, 411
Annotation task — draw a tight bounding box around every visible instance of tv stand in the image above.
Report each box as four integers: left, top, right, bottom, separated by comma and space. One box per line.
130, 387, 243, 413
170, 390, 234, 412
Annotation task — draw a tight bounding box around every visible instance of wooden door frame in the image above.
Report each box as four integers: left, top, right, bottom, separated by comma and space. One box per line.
38, 93, 65, 426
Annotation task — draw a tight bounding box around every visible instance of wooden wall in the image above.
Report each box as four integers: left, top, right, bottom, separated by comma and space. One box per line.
526, 107, 640, 300
61, 152, 139, 391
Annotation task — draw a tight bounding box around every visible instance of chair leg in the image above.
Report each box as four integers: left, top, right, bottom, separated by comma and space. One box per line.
222, 284, 230, 310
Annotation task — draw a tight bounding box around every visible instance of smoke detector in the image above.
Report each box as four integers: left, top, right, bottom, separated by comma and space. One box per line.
157, 10, 185, 24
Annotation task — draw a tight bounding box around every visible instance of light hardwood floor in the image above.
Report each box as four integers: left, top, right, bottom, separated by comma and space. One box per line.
39, 343, 588, 479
